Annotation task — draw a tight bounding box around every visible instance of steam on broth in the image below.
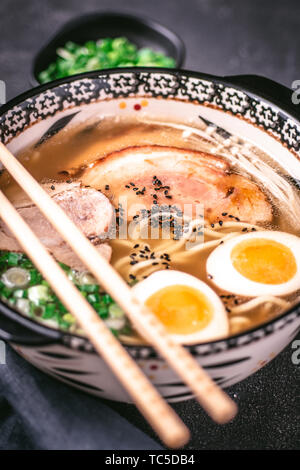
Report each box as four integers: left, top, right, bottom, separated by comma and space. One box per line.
1, 114, 300, 343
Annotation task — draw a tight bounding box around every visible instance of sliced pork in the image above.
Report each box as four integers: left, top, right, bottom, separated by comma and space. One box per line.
0, 182, 113, 269
81, 145, 272, 225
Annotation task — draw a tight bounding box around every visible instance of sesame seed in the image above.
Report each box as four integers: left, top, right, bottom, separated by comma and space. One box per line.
105, 184, 109, 190
133, 244, 139, 249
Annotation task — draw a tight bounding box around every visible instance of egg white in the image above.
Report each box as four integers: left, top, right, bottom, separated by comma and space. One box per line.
132, 270, 229, 344
206, 231, 300, 297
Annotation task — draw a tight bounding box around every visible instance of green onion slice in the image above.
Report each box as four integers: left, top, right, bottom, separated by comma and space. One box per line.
1, 267, 30, 289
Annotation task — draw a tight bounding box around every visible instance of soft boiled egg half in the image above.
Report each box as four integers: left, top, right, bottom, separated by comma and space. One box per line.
206, 231, 300, 297
132, 270, 229, 344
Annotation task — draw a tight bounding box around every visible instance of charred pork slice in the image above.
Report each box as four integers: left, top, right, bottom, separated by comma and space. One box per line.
81, 145, 272, 225
0, 182, 113, 270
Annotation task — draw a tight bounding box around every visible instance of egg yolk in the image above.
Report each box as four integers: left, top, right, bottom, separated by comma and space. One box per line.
145, 285, 213, 335
231, 238, 297, 284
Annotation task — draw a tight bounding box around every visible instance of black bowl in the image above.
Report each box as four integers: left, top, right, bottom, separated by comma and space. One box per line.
31, 12, 185, 85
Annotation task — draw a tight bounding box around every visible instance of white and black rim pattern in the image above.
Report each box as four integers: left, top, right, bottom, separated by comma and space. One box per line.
1, 68, 300, 358
1, 69, 300, 153
61, 307, 300, 358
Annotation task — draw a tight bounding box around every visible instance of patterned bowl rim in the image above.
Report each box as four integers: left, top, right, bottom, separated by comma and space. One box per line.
1, 66, 300, 355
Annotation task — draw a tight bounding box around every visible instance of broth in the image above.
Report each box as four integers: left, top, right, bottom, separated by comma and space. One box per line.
1, 115, 300, 342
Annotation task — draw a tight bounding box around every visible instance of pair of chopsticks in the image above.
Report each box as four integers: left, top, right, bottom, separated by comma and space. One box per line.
0, 142, 237, 447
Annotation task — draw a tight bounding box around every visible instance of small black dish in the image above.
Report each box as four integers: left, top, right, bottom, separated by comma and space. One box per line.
31, 12, 185, 85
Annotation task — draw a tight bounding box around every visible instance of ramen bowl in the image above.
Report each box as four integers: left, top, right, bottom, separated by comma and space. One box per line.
0, 68, 299, 402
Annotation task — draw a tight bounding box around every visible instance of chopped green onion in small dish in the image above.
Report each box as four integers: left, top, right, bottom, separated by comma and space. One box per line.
38, 37, 176, 84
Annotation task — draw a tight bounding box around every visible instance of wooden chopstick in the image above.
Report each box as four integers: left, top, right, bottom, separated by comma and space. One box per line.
0, 142, 237, 424
0, 189, 190, 448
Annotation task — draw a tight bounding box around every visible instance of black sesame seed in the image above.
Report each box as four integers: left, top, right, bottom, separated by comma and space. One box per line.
242, 228, 248, 232
222, 212, 228, 216
219, 220, 223, 226
207, 274, 213, 279
130, 260, 138, 265
133, 244, 139, 249
129, 274, 136, 280
125, 184, 130, 189
152, 262, 159, 266
50, 185, 55, 190
130, 182, 135, 186
66, 180, 72, 184
211, 223, 215, 228
165, 195, 172, 199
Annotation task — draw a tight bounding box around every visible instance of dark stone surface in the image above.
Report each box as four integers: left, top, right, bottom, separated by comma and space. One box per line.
0, 0, 299, 450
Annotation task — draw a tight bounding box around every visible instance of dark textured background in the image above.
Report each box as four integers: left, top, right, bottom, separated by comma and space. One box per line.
0, 0, 299, 450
